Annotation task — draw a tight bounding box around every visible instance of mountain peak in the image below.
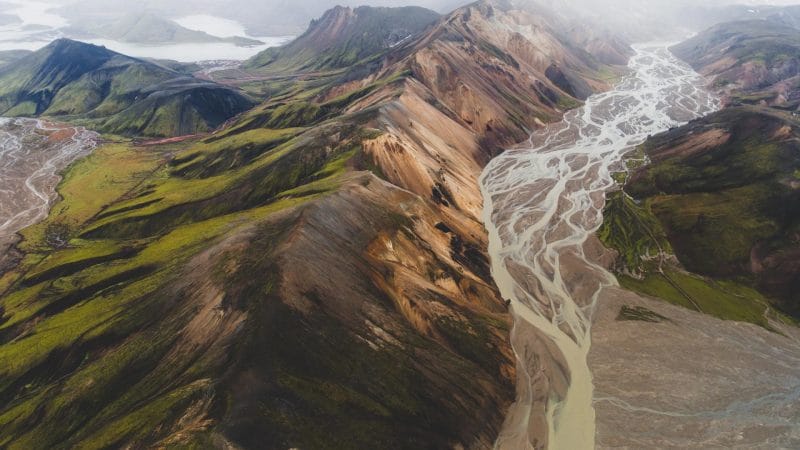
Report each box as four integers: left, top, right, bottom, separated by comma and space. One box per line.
0, 38, 253, 135
45, 38, 110, 54
246, 5, 440, 72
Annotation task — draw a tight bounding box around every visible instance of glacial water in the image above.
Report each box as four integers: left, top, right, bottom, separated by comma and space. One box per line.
0, 119, 98, 242
480, 45, 718, 449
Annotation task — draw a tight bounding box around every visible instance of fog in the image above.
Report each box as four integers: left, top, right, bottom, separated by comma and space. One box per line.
50, 0, 800, 38
0, 0, 798, 61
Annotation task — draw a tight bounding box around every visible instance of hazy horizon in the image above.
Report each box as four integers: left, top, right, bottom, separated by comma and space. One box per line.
0, 0, 798, 60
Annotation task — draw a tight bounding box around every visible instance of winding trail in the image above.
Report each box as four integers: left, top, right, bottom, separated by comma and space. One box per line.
0, 118, 98, 241
480, 45, 718, 449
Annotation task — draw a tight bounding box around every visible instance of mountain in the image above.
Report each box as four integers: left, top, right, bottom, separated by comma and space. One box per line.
601, 22, 800, 324
244, 6, 441, 72
680, 4, 800, 33
0, 39, 256, 137
0, 2, 630, 448
63, 0, 464, 37
65, 12, 262, 46
0, 50, 31, 67
606, 106, 800, 320
672, 20, 800, 110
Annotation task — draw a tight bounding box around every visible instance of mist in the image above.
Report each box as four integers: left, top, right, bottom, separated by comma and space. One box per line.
7, 0, 800, 38
56, 0, 800, 38
0, 0, 798, 61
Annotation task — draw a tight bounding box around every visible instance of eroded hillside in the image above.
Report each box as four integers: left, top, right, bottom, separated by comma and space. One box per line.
0, 1, 628, 448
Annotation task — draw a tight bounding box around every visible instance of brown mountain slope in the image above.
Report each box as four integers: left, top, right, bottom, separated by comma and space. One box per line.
0, 2, 628, 448
671, 20, 800, 110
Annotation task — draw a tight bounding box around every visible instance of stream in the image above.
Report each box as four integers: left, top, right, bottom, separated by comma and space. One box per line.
480, 45, 718, 449
0, 118, 98, 243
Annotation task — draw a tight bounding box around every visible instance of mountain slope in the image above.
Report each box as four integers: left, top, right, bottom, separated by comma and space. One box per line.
672, 20, 800, 110
245, 6, 440, 72
0, 2, 629, 448
0, 39, 256, 137
65, 12, 262, 46
602, 23, 800, 323
682, 4, 800, 33
623, 107, 800, 317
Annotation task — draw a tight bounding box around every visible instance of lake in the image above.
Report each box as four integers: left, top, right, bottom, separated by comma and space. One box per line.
0, 2, 291, 62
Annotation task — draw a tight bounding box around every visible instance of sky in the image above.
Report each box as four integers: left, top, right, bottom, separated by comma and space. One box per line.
0, 0, 798, 59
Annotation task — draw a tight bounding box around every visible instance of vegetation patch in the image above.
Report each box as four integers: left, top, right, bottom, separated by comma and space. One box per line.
618, 269, 772, 329
598, 192, 671, 274
616, 305, 670, 323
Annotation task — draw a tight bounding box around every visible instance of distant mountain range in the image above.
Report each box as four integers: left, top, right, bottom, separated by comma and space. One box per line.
245, 6, 441, 72
673, 19, 800, 109
61, 0, 469, 37
63, 12, 263, 46
0, 39, 255, 136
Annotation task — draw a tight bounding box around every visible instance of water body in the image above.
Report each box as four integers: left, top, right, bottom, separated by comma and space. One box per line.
0, 119, 97, 242
480, 45, 718, 449
0, 2, 290, 62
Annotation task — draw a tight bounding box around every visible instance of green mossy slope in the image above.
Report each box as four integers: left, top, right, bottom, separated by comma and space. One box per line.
602, 106, 800, 325
0, 39, 255, 137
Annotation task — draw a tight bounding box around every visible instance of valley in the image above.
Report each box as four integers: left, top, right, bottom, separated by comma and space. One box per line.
481, 45, 719, 449
0, 118, 97, 248
591, 15, 800, 449
0, 1, 799, 449
0, 2, 625, 447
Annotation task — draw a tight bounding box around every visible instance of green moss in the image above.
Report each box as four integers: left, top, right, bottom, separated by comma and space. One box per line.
599, 192, 671, 272
599, 109, 800, 328
75, 381, 210, 450
616, 305, 669, 323
17, 143, 160, 253
556, 95, 582, 110
619, 268, 772, 329
648, 184, 780, 274
434, 316, 496, 369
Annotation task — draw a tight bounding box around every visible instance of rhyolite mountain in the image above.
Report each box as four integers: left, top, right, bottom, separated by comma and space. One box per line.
244, 5, 441, 72
602, 20, 800, 325
0, 39, 256, 137
0, 1, 629, 448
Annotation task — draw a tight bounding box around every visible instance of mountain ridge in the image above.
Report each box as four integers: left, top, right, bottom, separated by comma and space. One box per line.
0, 39, 256, 137
245, 5, 441, 72
602, 20, 800, 324
672, 19, 800, 110
0, 2, 631, 448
